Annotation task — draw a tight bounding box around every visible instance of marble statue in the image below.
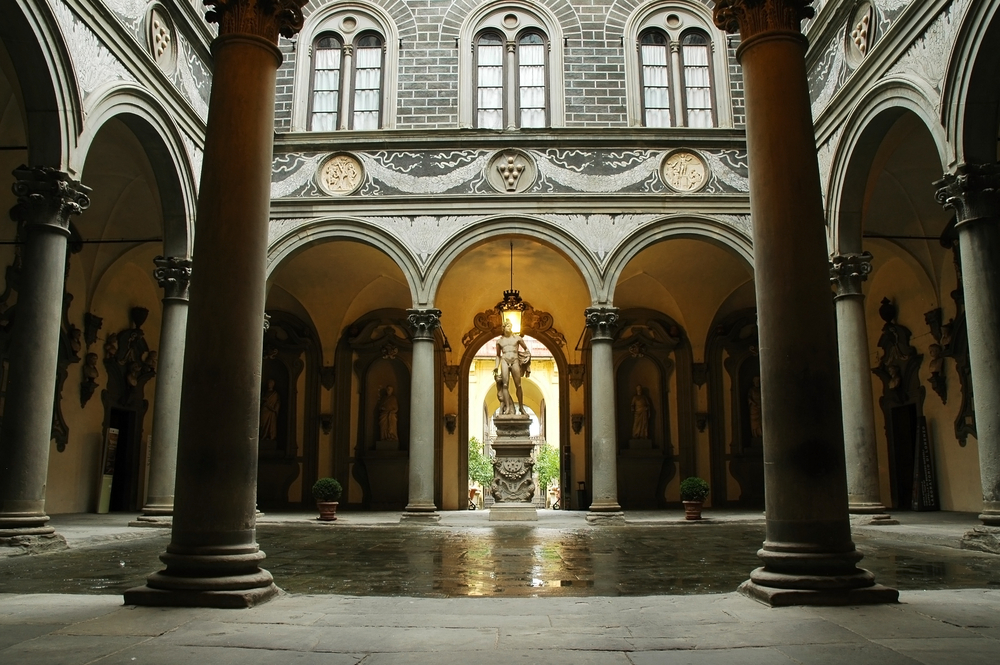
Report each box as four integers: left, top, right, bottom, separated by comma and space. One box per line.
494, 319, 531, 415
631, 385, 651, 439
748, 375, 762, 439
259, 379, 280, 441
378, 385, 399, 441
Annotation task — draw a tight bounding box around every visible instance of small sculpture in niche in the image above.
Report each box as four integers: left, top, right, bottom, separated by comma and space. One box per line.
378, 385, 399, 441
80, 352, 99, 407
259, 378, 280, 442
103, 332, 118, 360
748, 375, 762, 439
927, 343, 946, 404
494, 319, 532, 415
630, 385, 651, 439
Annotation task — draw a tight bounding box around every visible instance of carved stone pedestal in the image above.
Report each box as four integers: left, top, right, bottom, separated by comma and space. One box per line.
961, 526, 1000, 554
489, 415, 537, 522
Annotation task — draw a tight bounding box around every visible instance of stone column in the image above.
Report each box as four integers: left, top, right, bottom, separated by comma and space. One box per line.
124, 0, 306, 608
936, 163, 1000, 537
0, 166, 89, 553
505, 40, 517, 130
830, 252, 894, 524
584, 307, 624, 522
136, 256, 192, 521
402, 308, 441, 522
713, 0, 895, 605
339, 44, 353, 131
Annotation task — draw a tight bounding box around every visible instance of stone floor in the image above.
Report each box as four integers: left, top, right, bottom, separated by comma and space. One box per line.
1, 510, 998, 663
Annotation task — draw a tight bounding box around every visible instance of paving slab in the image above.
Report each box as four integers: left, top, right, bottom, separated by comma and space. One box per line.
873, 637, 1000, 665
775, 643, 924, 665
0, 623, 62, 650
807, 604, 978, 639
627, 646, 798, 664
94, 644, 363, 664
0, 634, 148, 665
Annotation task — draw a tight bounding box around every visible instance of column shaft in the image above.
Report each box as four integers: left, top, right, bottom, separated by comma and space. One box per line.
714, 0, 895, 605
140, 257, 191, 516
125, 0, 307, 608
0, 167, 88, 550
585, 307, 623, 520
403, 308, 440, 520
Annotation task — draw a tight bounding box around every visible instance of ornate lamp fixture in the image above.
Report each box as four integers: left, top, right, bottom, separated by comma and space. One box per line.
496, 241, 527, 333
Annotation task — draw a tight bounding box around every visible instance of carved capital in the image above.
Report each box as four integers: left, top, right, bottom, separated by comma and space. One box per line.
830, 251, 872, 299
153, 256, 192, 301
713, 0, 815, 40
935, 162, 1000, 227
342, 44, 354, 57
506, 40, 516, 54
10, 166, 91, 235
584, 307, 620, 341
406, 308, 442, 341
204, 0, 306, 42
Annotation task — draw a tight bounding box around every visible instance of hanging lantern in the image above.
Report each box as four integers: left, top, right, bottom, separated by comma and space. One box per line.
496, 242, 527, 333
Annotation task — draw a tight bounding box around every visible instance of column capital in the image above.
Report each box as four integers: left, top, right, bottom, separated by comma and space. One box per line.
713, 0, 815, 40
407, 308, 442, 341
342, 44, 354, 57
830, 251, 872, 299
10, 166, 90, 234
205, 0, 307, 42
935, 162, 1000, 227
153, 256, 192, 301
585, 307, 620, 341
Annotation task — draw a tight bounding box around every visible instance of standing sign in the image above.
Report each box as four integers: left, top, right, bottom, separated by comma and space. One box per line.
97, 427, 119, 514
912, 416, 939, 511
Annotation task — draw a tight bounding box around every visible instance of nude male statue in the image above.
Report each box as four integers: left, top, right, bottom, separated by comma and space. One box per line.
493, 319, 531, 415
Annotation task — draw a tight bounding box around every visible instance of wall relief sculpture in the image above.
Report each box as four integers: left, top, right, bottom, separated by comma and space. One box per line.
461, 303, 565, 349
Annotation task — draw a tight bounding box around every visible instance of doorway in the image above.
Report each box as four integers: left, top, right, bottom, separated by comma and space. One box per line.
889, 403, 918, 511
108, 407, 141, 511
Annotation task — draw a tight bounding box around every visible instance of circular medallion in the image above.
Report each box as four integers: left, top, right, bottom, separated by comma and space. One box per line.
486, 150, 536, 194
846, 2, 873, 66
341, 16, 358, 33
318, 154, 364, 196
665, 14, 682, 29
503, 13, 520, 29
660, 150, 708, 193
146, 6, 177, 74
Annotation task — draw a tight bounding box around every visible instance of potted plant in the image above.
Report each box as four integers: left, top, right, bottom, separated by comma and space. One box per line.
312, 477, 342, 521
679, 476, 710, 520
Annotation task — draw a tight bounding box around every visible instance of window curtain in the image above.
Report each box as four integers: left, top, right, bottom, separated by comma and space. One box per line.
518, 34, 546, 128
353, 37, 382, 130
640, 34, 670, 128
311, 38, 341, 131
477, 34, 504, 129
682, 37, 713, 128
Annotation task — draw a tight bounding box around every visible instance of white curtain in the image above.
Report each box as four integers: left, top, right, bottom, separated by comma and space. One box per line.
683, 43, 713, 128
477, 40, 504, 129
310, 46, 341, 130
353, 45, 382, 130
518, 41, 546, 128
641, 43, 670, 128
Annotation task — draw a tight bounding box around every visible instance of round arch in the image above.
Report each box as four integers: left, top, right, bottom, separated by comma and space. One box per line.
601, 215, 754, 304
0, 0, 81, 169
71, 85, 197, 257
422, 216, 602, 306
266, 217, 423, 305
826, 79, 949, 254
941, 0, 1000, 165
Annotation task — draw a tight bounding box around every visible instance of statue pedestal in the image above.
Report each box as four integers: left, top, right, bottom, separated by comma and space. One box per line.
627, 438, 653, 450
489, 414, 537, 522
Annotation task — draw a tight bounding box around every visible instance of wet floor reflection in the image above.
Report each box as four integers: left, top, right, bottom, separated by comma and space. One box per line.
0, 524, 997, 597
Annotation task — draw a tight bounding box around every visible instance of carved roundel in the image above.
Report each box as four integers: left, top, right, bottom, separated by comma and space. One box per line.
846, 2, 874, 66
318, 153, 364, 196
660, 150, 708, 193
146, 5, 177, 74
487, 149, 536, 194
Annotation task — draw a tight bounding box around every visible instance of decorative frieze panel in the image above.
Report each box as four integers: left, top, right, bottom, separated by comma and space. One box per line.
54, 2, 136, 97
885, 0, 972, 95
270, 148, 750, 199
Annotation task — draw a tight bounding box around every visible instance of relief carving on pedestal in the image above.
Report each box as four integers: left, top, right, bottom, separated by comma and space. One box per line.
491, 456, 535, 502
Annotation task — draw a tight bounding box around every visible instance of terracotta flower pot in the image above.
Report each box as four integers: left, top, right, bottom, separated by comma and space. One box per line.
317, 501, 339, 521
683, 500, 703, 520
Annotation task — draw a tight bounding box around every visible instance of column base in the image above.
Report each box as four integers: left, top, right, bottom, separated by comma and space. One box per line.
0, 529, 68, 556
400, 511, 441, 523
961, 526, 1000, 554
489, 503, 537, 521
848, 502, 888, 514
978, 508, 1000, 527
129, 515, 172, 528
586, 511, 625, 524
738, 579, 899, 607
141, 503, 174, 517
124, 582, 280, 608
850, 513, 898, 526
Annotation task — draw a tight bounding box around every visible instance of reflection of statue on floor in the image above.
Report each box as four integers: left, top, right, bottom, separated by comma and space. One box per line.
494, 319, 531, 415
378, 385, 399, 441
631, 385, 650, 439
259, 379, 280, 441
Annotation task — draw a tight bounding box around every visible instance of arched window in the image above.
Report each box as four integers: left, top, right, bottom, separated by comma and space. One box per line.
306, 28, 386, 131
517, 32, 547, 128
640, 30, 671, 128
681, 31, 714, 128
352, 33, 384, 130
476, 32, 505, 129
309, 34, 342, 131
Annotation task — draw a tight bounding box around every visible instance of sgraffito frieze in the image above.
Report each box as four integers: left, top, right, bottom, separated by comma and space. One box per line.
54, 2, 137, 98
885, 0, 971, 95
270, 148, 751, 199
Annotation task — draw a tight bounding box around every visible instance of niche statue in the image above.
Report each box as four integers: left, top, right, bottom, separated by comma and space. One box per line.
493, 319, 531, 415
378, 385, 399, 441
631, 385, 651, 439
259, 379, 280, 442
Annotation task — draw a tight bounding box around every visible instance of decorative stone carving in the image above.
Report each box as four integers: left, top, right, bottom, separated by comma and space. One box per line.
53, 293, 82, 451
487, 150, 536, 193
153, 256, 192, 301
935, 163, 1000, 226
661, 150, 708, 193
571, 413, 584, 434
584, 307, 620, 341
714, 0, 815, 39
320, 365, 336, 390
568, 364, 585, 390
381, 342, 398, 360
461, 303, 565, 348
847, 2, 873, 64
830, 251, 873, 297
444, 413, 457, 435
406, 308, 442, 340
489, 414, 537, 515
492, 455, 535, 502
377, 386, 399, 442
204, 0, 307, 42
80, 352, 100, 408
146, 5, 177, 73
10, 166, 91, 233
318, 154, 364, 196
443, 364, 460, 391
83, 313, 103, 349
